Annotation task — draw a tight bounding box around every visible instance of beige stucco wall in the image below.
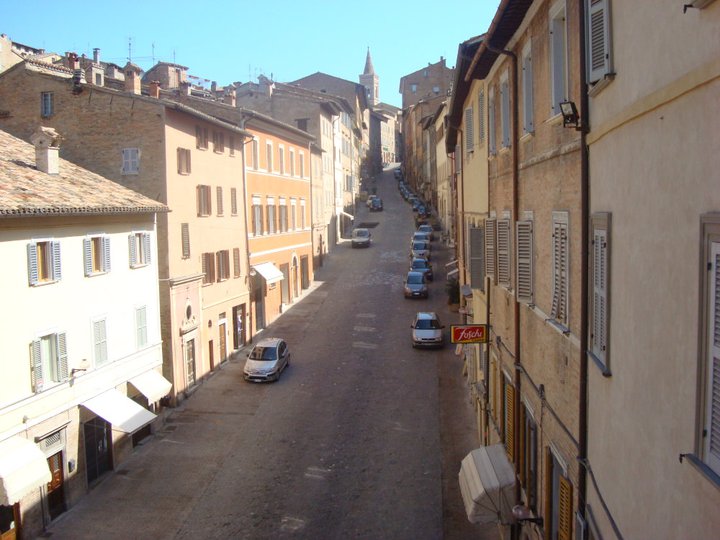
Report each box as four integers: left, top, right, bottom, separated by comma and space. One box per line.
587, 3, 720, 534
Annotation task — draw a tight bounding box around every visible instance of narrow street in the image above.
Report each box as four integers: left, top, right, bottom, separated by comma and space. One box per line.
43, 167, 499, 540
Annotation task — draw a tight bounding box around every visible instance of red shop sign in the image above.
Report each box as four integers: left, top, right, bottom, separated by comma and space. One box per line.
450, 324, 488, 344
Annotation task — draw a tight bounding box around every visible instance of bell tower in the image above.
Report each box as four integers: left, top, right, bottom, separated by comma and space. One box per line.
359, 47, 379, 106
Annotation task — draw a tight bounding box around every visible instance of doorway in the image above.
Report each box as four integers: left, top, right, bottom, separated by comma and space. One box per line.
185, 338, 197, 387
46, 451, 66, 520
280, 263, 290, 304
0, 504, 19, 540
232, 304, 246, 349
84, 417, 112, 485
300, 255, 310, 289
218, 320, 227, 363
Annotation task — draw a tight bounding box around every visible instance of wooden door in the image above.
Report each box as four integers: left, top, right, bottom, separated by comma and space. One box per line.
0, 504, 19, 540
46, 451, 65, 520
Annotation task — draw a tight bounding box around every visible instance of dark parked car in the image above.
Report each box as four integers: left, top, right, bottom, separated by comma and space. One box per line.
410, 257, 434, 281
410, 240, 430, 260
404, 271, 429, 298
369, 197, 383, 211
351, 228, 372, 248
243, 337, 291, 382
417, 224, 434, 240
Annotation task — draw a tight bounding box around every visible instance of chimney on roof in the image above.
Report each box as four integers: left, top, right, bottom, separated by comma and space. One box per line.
149, 80, 161, 99
124, 63, 141, 95
224, 85, 236, 107
30, 126, 62, 175
93, 48, 100, 64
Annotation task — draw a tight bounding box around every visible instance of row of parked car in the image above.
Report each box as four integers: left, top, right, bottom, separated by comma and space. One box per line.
404, 223, 445, 348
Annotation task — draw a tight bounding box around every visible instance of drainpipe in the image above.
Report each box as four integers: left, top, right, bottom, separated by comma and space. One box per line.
578, 0, 590, 525
239, 113, 254, 344
486, 40, 521, 530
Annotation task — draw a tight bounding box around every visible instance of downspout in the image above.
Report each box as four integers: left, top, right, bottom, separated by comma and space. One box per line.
486, 40, 521, 521
578, 0, 590, 525
239, 114, 254, 343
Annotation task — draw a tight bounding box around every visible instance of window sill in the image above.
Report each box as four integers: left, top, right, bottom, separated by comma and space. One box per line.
546, 318, 570, 336
588, 73, 616, 98
121, 171, 140, 176
681, 453, 720, 493
130, 263, 149, 270
588, 351, 611, 376
520, 131, 534, 143
545, 113, 564, 127
30, 279, 59, 287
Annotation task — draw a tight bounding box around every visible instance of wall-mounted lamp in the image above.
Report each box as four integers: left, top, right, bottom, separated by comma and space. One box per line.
559, 100, 581, 129
71, 367, 87, 376
512, 504, 544, 527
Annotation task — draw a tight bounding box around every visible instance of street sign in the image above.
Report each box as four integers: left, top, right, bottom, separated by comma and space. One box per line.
451, 324, 488, 344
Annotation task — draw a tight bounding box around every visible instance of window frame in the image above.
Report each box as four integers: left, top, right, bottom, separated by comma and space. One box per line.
201, 252, 216, 285
521, 40, 534, 135
135, 305, 148, 349
497, 218, 512, 289
230, 187, 238, 216
516, 219, 534, 304
589, 212, 611, 374
27, 239, 62, 286
488, 88, 497, 155
469, 226, 486, 291
197, 185, 212, 216
550, 211, 570, 327
93, 318, 108, 367
181, 223, 191, 259
550, 1, 569, 116
252, 196, 263, 236
586, 0, 613, 85
464, 106, 475, 154
216, 186, 224, 216
500, 72, 511, 149
30, 332, 68, 392
177, 147, 191, 175
266, 141, 274, 172
266, 197, 276, 234
196, 125, 209, 150
121, 147, 140, 175
40, 91, 54, 118
128, 232, 151, 268
83, 235, 111, 276
216, 250, 230, 281
698, 214, 720, 478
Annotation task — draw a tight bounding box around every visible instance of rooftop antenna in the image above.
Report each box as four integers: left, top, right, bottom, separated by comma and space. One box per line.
127, 36, 132, 63
152, 42, 155, 65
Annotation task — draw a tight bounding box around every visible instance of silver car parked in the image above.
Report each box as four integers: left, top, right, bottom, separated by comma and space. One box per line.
243, 337, 291, 382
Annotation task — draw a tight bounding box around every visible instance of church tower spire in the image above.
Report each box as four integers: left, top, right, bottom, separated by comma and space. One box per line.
359, 47, 379, 106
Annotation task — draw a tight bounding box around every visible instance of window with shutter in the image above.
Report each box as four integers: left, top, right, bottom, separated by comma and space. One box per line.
27, 240, 61, 285
586, 0, 613, 84
202, 253, 215, 284
489, 89, 497, 154
550, 2, 568, 115
233, 248, 241, 278
216, 250, 230, 281
93, 319, 108, 366
30, 332, 68, 392
504, 381, 515, 462
136, 306, 148, 349
231, 188, 238, 216
590, 213, 611, 372
177, 147, 191, 174
121, 148, 140, 175
558, 475, 573, 540
41, 92, 54, 117
469, 227, 485, 291
129, 232, 151, 268
522, 42, 534, 134
267, 198, 276, 234
701, 216, 720, 476
215, 186, 225, 216
197, 185, 212, 216
500, 77, 510, 148
84, 236, 111, 276
464, 107, 474, 154
478, 90, 485, 143
497, 219, 512, 288
516, 220, 533, 304
181, 223, 190, 259
485, 219, 497, 280
551, 212, 569, 325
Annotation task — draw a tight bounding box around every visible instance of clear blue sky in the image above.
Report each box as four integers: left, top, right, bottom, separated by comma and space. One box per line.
2, 0, 500, 108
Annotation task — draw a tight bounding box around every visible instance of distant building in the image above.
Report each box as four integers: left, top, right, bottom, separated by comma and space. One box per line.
398, 57, 454, 110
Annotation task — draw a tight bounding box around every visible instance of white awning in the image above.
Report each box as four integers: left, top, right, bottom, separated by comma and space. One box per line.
83, 389, 156, 433
0, 436, 52, 506
447, 268, 459, 281
252, 262, 284, 284
340, 211, 354, 220
459, 444, 515, 524
130, 370, 172, 404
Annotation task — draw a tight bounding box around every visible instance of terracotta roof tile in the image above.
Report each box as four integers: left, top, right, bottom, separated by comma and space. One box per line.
0, 129, 168, 217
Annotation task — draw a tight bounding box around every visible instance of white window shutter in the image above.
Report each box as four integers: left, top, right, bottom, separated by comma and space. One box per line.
27, 243, 39, 285
497, 220, 511, 287
103, 236, 111, 271
592, 229, 608, 359
470, 227, 485, 289
551, 216, 569, 323
523, 53, 534, 133
485, 219, 497, 278
143, 233, 151, 264
83, 238, 93, 276
51, 241, 62, 280
465, 107, 474, 152
706, 241, 720, 472
57, 332, 68, 380
478, 90, 485, 142
587, 0, 611, 83
128, 234, 137, 266
501, 82, 510, 148
516, 220, 533, 304
31, 339, 44, 391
